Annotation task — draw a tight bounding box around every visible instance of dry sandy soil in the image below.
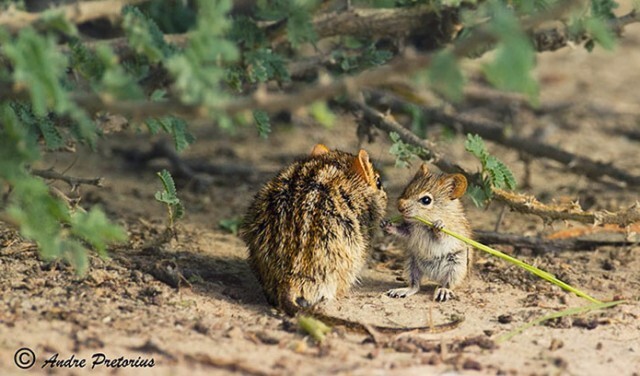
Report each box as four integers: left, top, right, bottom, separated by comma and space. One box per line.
1, 16, 640, 376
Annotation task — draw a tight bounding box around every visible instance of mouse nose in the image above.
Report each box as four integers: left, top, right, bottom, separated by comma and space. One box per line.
398, 199, 409, 214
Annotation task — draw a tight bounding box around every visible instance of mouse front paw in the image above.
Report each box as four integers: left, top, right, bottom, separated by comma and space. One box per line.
387, 286, 419, 298
434, 287, 455, 302
431, 219, 445, 238
380, 219, 394, 234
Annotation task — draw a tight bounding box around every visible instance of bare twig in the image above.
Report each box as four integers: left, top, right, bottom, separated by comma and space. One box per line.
32, 168, 104, 189
0, 0, 151, 34
50, 186, 84, 211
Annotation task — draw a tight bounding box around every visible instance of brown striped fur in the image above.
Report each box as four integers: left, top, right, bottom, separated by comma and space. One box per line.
383, 164, 472, 302
240, 145, 387, 315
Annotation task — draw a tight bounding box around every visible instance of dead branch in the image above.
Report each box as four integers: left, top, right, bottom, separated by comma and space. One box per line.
348, 99, 640, 227
0, 0, 151, 34
493, 189, 640, 226
112, 141, 264, 190
347, 99, 466, 175
275, 4, 461, 46
432, 110, 640, 187
532, 9, 640, 52
366, 90, 640, 187
81, 3, 640, 63
32, 168, 104, 189
112, 140, 213, 191
74, 34, 189, 62
461, 84, 573, 115
0, 1, 589, 122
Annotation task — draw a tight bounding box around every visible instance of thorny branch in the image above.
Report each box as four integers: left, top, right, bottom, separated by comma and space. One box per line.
350, 101, 640, 227
532, 9, 640, 52
0, 0, 151, 34
347, 99, 464, 175
492, 189, 640, 226
75, 4, 640, 62
32, 168, 104, 190
271, 4, 461, 46
366, 90, 640, 187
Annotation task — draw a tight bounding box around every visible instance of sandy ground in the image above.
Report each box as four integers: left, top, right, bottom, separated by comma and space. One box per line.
1, 16, 640, 376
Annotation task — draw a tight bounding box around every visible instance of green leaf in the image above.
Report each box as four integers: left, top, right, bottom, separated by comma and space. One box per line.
298, 315, 331, 342
95, 45, 145, 100
495, 159, 517, 189
167, 0, 239, 108
428, 51, 464, 102
170, 117, 195, 152
155, 169, 185, 224
150, 89, 167, 102
464, 133, 487, 160
7, 178, 68, 259
591, 0, 618, 19
70, 207, 128, 256
466, 185, 491, 207
40, 9, 78, 36
219, 217, 242, 235
145, 118, 162, 135
253, 110, 271, 138
10, 101, 65, 150
0, 104, 40, 178
285, 1, 318, 47
62, 240, 89, 275
482, 3, 538, 103
245, 48, 290, 83
584, 17, 616, 51
229, 16, 266, 47
144, 116, 194, 151
157, 169, 178, 198
389, 132, 429, 168
334, 43, 393, 73
68, 38, 106, 80
309, 101, 335, 128
122, 5, 173, 63
2, 28, 69, 116
464, 133, 517, 203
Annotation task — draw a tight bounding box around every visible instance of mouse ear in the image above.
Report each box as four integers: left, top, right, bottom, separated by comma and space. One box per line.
310, 144, 330, 156
448, 173, 468, 199
352, 149, 375, 187
418, 163, 429, 175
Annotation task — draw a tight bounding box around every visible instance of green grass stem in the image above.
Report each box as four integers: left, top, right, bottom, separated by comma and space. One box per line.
496, 300, 626, 343
413, 216, 602, 304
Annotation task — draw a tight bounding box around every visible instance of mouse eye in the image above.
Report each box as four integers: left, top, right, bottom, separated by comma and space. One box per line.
419, 195, 432, 205
375, 176, 382, 190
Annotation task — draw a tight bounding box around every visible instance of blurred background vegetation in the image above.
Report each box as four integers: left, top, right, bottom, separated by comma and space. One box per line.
0, 0, 636, 272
